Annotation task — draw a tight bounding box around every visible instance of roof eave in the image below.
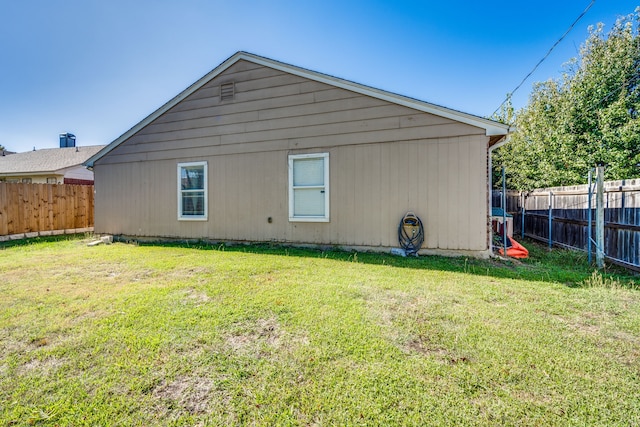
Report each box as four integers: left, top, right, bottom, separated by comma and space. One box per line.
0, 170, 65, 177
242, 52, 512, 137
86, 51, 512, 166
488, 125, 516, 148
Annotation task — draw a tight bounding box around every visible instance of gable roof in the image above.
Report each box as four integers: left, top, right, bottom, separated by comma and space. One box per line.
0, 145, 105, 176
85, 51, 512, 167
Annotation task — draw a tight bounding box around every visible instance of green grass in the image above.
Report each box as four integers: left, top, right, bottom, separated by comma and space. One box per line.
1, 235, 639, 426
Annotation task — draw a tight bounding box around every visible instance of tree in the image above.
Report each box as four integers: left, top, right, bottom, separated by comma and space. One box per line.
494, 9, 640, 190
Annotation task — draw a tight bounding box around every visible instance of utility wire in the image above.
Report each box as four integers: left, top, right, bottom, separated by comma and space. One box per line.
568, 73, 640, 124
492, 0, 596, 117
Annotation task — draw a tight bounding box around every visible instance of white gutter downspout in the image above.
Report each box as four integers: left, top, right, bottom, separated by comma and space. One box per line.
487, 130, 513, 254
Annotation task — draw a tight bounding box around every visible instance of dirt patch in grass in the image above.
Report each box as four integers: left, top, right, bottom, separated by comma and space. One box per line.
224, 317, 309, 358
513, 390, 557, 406
29, 336, 50, 348
169, 267, 213, 280
18, 356, 66, 376
611, 330, 640, 345
131, 269, 157, 282
250, 272, 280, 286
360, 287, 413, 329
551, 310, 624, 337
152, 375, 219, 416
183, 288, 211, 304
226, 317, 282, 353
72, 309, 107, 324
404, 337, 469, 364
364, 288, 474, 364
1, 335, 28, 355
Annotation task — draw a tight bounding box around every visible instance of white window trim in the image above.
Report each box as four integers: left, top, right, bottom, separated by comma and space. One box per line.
177, 161, 208, 221
288, 153, 330, 222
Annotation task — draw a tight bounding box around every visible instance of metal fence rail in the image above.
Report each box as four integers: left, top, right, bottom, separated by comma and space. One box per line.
493, 178, 640, 272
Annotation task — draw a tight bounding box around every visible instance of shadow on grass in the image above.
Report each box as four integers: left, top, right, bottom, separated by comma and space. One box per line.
2, 234, 636, 289
0, 233, 92, 249
137, 238, 638, 289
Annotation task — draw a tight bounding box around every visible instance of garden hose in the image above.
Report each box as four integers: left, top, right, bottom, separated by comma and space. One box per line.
398, 212, 424, 256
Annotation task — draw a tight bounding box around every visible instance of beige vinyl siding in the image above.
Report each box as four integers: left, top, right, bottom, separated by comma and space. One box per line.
94, 60, 490, 253
62, 166, 95, 181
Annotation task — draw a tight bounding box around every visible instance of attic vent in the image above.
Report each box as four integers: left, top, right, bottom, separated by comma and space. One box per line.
220, 82, 235, 101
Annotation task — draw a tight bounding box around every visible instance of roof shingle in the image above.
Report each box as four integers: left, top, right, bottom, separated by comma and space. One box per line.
0, 145, 105, 175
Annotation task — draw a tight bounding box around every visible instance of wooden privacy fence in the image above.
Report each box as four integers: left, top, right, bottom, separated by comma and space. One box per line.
493, 178, 640, 271
0, 183, 94, 240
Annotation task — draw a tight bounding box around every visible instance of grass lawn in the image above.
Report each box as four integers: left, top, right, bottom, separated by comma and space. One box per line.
1, 235, 639, 426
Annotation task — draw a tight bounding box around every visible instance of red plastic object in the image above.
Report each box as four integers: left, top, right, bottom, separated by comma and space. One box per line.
499, 236, 529, 259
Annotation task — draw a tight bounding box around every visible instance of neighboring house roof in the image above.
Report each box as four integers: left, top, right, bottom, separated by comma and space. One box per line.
85, 51, 512, 168
0, 145, 105, 177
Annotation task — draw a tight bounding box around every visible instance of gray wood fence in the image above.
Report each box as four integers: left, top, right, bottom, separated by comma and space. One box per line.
493, 178, 640, 271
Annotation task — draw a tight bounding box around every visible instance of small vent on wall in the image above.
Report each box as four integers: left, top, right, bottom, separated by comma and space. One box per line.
220, 82, 235, 101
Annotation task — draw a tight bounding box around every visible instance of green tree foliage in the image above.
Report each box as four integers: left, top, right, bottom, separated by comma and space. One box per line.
494, 9, 640, 190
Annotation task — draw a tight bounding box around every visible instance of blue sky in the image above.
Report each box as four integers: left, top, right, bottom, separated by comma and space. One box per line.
0, 0, 636, 152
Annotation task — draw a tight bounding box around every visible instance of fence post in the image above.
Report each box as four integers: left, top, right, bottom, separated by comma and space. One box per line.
588, 169, 594, 264
548, 191, 553, 249
502, 167, 508, 255
521, 192, 525, 239
596, 165, 605, 269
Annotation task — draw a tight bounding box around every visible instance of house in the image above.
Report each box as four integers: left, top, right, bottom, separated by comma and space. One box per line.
0, 136, 104, 184
85, 52, 511, 257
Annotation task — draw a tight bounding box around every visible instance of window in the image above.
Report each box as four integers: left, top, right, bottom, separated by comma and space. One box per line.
46, 177, 57, 184
21, 178, 32, 183
177, 161, 208, 220
288, 153, 329, 222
